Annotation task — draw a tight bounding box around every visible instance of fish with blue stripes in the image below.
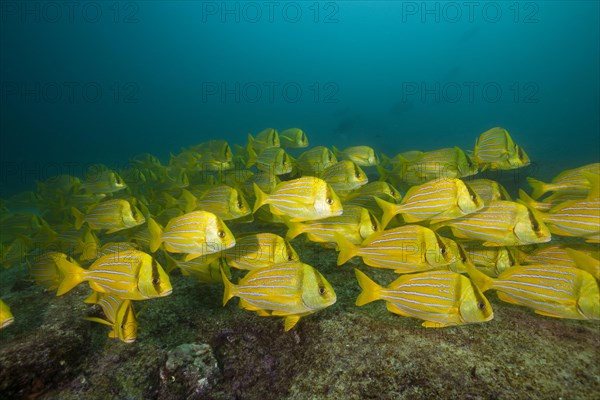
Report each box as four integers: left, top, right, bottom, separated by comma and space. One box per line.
473, 127, 530, 170
466, 262, 600, 320
527, 163, 600, 199
193, 185, 252, 221
335, 225, 456, 273
332, 145, 379, 167
375, 178, 484, 227
432, 200, 551, 246
147, 211, 236, 261
279, 128, 309, 149
532, 173, 600, 243
221, 261, 336, 331
71, 199, 146, 234
321, 161, 368, 197
55, 250, 172, 300
224, 233, 298, 271
252, 177, 343, 222
286, 204, 380, 247
354, 269, 493, 327
84, 292, 138, 343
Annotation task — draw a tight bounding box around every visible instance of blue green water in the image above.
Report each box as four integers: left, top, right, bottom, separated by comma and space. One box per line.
1, 1, 598, 196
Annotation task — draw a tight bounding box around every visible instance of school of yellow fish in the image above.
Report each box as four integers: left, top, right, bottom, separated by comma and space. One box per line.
0, 126, 599, 341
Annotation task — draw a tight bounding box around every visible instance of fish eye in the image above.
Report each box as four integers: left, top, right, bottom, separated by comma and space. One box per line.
218, 230, 226, 238
318, 286, 326, 295
355, 171, 361, 179
152, 277, 160, 285
440, 247, 446, 255
237, 201, 243, 209
287, 254, 294, 261
326, 197, 334, 205
471, 194, 477, 201
477, 302, 486, 310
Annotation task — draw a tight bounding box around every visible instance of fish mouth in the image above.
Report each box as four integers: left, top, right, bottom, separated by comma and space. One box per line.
161, 289, 173, 297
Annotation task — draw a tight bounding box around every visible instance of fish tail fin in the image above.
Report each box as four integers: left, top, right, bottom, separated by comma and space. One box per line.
162, 192, 177, 209
376, 165, 389, 182
180, 189, 197, 213
252, 183, 268, 213
220, 266, 236, 306
71, 207, 85, 230
147, 218, 163, 253
526, 177, 548, 200
285, 222, 306, 240
374, 196, 399, 229
163, 251, 179, 273
333, 233, 359, 265
331, 145, 341, 158
518, 189, 538, 208
465, 261, 494, 292
245, 146, 257, 168
55, 257, 85, 296
354, 269, 382, 306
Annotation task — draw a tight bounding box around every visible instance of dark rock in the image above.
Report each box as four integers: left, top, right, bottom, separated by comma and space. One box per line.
158, 343, 221, 400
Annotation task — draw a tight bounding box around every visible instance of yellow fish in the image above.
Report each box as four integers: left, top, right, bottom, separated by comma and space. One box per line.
55, 226, 99, 261
533, 174, 600, 243
194, 185, 252, 221
254, 147, 294, 176
279, 128, 309, 149
526, 163, 600, 199
466, 179, 512, 204
321, 161, 368, 196
30, 251, 79, 290
467, 263, 600, 320
80, 169, 127, 194
55, 250, 172, 300
248, 128, 280, 154
224, 233, 298, 270
72, 199, 145, 234
332, 145, 379, 167
296, 146, 337, 176
0, 299, 14, 329
164, 252, 229, 283
286, 205, 381, 246
345, 181, 402, 202
241, 171, 281, 199
253, 177, 343, 222
461, 244, 517, 277
85, 293, 138, 343
221, 261, 336, 331
381, 147, 478, 186
473, 127, 530, 170
432, 201, 551, 246
335, 225, 456, 273
355, 269, 493, 328
566, 248, 600, 281
148, 211, 236, 261
376, 178, 484, 227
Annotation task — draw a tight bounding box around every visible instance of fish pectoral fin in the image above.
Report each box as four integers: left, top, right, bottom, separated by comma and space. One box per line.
283, 315, 301, 331
547, 225, 574, 237
422, 321, 449, 328
496, 292, 522, 306
402, 214, 423, 223
105, 228, 121, 235
255, 310, 272, 317
534, 310, 566, 319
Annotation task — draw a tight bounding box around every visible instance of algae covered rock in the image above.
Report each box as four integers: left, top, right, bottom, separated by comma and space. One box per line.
159, 343, 221, 399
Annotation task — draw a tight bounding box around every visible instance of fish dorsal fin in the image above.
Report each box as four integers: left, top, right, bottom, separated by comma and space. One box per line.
582, 172, 599, 199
